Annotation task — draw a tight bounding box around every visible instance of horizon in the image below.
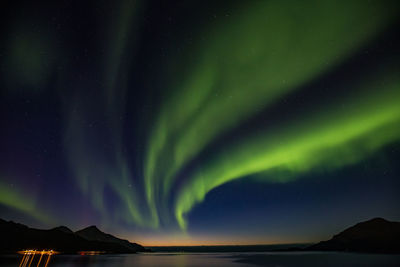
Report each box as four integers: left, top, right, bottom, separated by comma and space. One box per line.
1, 216, 395, 247
1, 0, 400, 249
1, 215, 315, 246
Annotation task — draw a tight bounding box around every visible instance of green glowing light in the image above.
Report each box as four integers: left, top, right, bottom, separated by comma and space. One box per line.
145, 0, 399, 228
5, 29, 56, 90
0, 180, 52, 224
53, 0, 400, 231
63, 0, 158, 228
174, 70, 400, 229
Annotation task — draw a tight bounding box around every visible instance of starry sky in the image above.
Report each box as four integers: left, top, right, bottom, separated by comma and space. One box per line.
0, 0, 399, 246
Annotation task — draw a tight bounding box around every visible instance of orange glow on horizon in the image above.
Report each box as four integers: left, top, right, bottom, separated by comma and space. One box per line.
129, 235, 304, 247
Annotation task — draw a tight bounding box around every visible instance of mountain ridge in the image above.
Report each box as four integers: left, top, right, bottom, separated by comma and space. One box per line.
307, 217, 400, 253
1, 217, 399, 254
0, 218, 148, 254
75, 224, 145, 252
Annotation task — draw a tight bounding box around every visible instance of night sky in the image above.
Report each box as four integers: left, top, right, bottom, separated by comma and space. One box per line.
0, 0, 399, 246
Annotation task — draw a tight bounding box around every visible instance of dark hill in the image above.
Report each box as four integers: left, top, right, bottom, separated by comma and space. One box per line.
308, 217, 400, 253
52, 226, 74, 234
76, 225, 146, 252
0, 218, 147, 254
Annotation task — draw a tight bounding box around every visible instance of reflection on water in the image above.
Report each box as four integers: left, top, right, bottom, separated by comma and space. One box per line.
18, 250, 56, 267
78, 251, 106, 256
1, 252, 400, 267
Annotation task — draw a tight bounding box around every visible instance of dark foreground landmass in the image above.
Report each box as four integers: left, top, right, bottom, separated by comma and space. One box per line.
1, 217, 399, 255
306, 217, 400, 254
150, 218, 400, 254
0, 218, 148, 254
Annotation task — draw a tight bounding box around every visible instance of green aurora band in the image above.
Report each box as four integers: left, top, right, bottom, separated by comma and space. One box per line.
174, 70, 400, 229
145, 0, 400, 229
64, 0, 153, 228
3, 0, 399, 232
0, 180, 52, 224
36, 0, 399, 231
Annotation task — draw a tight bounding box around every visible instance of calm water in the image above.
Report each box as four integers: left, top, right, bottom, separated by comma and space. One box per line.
1, 252, 400, 267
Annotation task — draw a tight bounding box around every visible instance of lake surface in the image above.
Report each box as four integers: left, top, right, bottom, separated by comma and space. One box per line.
1, 252, 400, 267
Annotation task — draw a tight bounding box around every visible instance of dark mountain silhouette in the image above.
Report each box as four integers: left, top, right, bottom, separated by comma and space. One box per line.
0, 218, 148, 254
76, 225, 145, 252
51, 226, 74, 234
308, 217, 400, 253
2, 217, 398, 254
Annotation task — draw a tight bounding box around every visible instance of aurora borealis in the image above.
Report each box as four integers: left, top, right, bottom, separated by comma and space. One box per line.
0, 0, 399, 245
